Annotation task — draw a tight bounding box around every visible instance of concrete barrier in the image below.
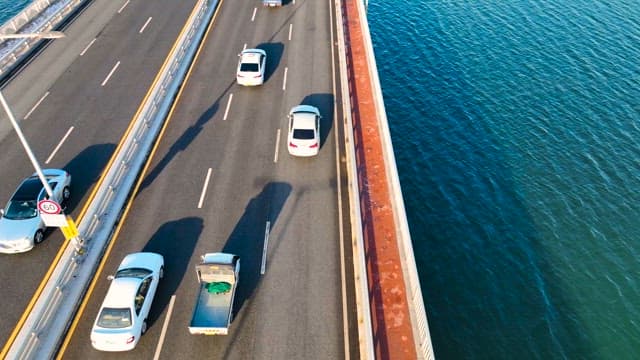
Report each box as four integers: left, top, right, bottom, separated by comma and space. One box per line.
336, 0, 435, 358
2, 0, 220, 358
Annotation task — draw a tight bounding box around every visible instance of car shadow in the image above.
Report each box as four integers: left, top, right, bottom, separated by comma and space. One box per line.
62, 143, 116, 214
255, 42, 284, 83
141, 217, 203, 328
298, 93, 335, 148
221, 182, 292, 320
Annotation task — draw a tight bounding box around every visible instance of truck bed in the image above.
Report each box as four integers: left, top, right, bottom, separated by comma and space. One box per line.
262, 0, 282, 6
188, 283, 235, 335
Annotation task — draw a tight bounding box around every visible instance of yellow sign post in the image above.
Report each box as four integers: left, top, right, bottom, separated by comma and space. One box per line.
60, 216, 79, 240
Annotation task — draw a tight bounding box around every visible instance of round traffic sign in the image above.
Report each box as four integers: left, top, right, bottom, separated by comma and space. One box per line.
38, 200, 61, 214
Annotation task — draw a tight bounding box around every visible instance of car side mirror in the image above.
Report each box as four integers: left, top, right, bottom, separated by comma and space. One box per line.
0, 209, 4, 216
107, 275, 114, 281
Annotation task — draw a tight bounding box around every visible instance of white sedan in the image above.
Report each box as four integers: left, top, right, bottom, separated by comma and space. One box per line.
287, 105, 321, 157
91, 252, 164, 352
236, 48, 266, 86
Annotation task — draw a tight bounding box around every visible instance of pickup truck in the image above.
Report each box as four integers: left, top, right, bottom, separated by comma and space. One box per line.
262, 0, 282, 7
188, 253, 240, 335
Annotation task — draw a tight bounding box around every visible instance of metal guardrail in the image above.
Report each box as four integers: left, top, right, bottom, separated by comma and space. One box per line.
4, 0, 220, 358
0, 0, 87, 78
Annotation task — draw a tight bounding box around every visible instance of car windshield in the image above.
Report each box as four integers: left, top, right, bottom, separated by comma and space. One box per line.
115, 268, 152, 279
293, 129, 315, 140
3, 200, 37, 220
240, 63, 259, 72
97, 307, 132, 329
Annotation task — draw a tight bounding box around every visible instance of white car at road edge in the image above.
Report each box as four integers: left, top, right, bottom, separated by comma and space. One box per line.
91, 252, 164, 352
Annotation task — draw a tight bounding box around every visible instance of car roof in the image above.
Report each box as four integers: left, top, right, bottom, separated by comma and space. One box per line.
241, 49, 265, 62
102, 277, 141, 308
12, 177, 44, 201
292, 112, 317, 129
118, 252, 162, 271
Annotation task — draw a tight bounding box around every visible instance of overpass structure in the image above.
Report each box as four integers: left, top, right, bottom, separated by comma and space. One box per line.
0, 0, 433, 359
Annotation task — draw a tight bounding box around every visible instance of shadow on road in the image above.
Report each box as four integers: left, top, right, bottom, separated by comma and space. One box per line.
62, 143, 116, 214
256, 42, 284, 83
142, 217, 203, 327
138, 83, 231, 193
222, 182, 291, 317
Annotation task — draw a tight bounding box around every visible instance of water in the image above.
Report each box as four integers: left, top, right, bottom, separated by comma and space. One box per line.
0, 0, 32, 26
2, 0, 640, 358
367, 0, 640, 359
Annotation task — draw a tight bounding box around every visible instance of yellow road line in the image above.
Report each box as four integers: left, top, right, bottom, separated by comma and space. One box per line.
55, 0, 226, 357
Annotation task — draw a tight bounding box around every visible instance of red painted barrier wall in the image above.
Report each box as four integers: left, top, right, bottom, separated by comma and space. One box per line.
340, 1, 418, 358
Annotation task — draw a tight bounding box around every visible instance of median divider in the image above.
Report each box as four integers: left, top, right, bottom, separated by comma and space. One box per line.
3, 0, 220, 358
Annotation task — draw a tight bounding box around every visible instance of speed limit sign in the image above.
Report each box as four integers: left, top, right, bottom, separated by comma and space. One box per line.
38, 200, 61, 214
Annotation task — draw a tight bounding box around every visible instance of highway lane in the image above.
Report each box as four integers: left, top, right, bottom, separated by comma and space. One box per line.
0, 0, 199, 347
60, 0, 357, 359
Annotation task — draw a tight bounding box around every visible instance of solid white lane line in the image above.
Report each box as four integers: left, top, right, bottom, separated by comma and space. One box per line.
288, 24, 293, 41
45, 126, 74, 164
243, 43, 247, 51
139, 17, 152, 33
251, 7, 257, 22
274, 128, 281, 163
282, 67, 288, 91
79, 38, 96, 56
101, 61, 120, 86
223, 93, 233, 120
23, 91, 49, 120
261, 221, 270, 274
198, 168, 213, 208
117, 0, 130, 13
153, 295, 176, 360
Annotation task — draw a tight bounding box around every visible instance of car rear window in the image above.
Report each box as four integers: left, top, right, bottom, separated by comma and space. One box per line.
97, 307, 132, 328
293, 129, 315, 140
240, 63, 259, 72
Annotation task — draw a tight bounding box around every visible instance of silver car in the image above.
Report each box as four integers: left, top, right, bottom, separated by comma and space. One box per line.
0, 169, 71, 254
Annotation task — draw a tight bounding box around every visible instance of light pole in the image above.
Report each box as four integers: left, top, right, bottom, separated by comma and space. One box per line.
0, 30, 65, 198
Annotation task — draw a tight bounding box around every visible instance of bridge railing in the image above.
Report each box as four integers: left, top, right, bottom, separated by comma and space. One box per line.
336, 0, 435, 358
